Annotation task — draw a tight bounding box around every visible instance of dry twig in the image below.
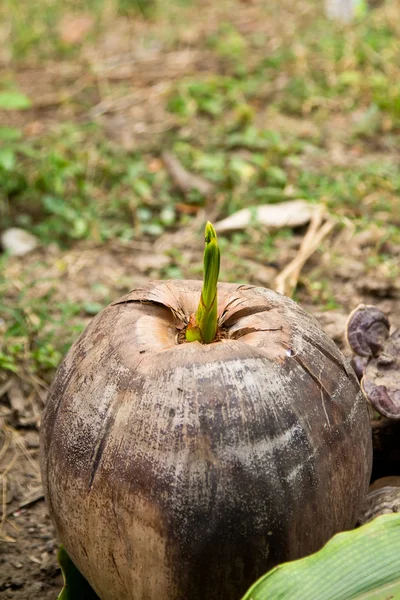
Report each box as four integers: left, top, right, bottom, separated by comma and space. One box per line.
274, 207, 335, 297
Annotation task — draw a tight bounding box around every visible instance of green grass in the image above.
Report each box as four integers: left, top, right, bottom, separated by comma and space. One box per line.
0, 266, 84, 376
1, 0, 160, 61
1, 0, 399, 379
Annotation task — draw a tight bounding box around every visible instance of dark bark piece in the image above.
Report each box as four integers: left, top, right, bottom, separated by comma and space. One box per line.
40, 281, 372, 600
362, 329, 400, 420
358, 486, 400, 525
345, 304, 390, 357
351, 355, 368, 381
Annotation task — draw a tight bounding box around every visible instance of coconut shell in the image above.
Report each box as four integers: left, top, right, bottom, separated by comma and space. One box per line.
40, 281, 372, 600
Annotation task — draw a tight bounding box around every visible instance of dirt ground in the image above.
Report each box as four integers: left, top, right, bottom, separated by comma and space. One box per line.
1, 0, 400, 598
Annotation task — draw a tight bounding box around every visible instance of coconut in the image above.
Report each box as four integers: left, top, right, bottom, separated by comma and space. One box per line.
40, 280, 372, 600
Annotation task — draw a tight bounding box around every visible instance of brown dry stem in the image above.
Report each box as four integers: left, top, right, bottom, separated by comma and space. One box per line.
274, 207, 335, 297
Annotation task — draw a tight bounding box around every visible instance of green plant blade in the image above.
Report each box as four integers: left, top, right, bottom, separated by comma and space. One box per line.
242, 514, 400, 600
0, 91, 32, 110
201, 222, 220, 310
186, 221, 220, 344
196, 221, 220, 343
57, 545, 99, 600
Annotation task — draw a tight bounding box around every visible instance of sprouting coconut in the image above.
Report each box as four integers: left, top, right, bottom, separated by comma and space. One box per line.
40, 223, 372, 600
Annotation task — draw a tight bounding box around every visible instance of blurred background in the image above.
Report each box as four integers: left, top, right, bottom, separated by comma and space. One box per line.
0, 0, 399, 593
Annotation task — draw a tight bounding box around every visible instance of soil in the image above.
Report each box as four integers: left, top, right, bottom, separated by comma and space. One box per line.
0, 499, 62, 599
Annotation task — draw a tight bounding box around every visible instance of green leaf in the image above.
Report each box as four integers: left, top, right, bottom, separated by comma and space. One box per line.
0, 91, 32, 110
83, 302, 103, 315
0, 148, 16, 170
0, 353, 18, 373
0, 126, 23, 141
57, 545, 99, 600
242, 514, 400, 600
201, 222, 220, 309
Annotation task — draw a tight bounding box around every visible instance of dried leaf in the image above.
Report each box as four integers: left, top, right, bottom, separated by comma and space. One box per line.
58, 14, 94, 45
214, 200, 318, 233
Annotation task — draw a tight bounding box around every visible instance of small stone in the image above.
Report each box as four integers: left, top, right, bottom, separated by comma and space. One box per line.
24, 433, 40, 449
11, 578, 24, 590
45, 540, 56, 553
29, 582, 45, 594
12, 561, 23, 569
40, 559, 59, 577
1, 228, 39, 257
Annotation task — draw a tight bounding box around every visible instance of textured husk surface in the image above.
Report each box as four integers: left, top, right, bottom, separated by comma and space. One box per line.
40, 281, 372, 600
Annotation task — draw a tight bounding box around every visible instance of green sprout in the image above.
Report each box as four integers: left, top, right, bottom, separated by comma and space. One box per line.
186, 221, 220, 344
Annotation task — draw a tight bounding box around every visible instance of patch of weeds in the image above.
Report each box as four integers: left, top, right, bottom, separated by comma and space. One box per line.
217, 229, 293, 285
0, 297, 82, 377
243, 11, 400, 124
0, 126, 28, 205
0, 268, 89, 377
167, 122, 305, 221
2, 0, 94, 60
225, 127, 284, 151
118, 0, 157, 18
296, 161, 400, 224
305, 274, 343, 311
351, 104, 384, 139
207, 22, 248, 73
167, 76, 242, 118
0, 123, 186, 245
278, 77, 320, 116
0, 0, 164, 61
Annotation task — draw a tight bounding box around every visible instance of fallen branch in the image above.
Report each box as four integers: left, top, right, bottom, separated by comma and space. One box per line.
162, 151, 215, 197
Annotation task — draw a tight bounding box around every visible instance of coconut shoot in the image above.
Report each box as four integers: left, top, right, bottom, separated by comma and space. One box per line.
186, 221, 220, 344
